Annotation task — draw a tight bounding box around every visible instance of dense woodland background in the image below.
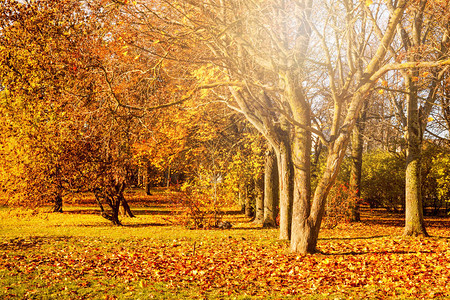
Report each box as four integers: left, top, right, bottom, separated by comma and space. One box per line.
0, 0, 450, 254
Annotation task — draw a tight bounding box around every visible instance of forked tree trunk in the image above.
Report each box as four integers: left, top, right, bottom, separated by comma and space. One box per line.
288, 0, 408, 254
263, 147, 279, 228
119, 195, 135, 218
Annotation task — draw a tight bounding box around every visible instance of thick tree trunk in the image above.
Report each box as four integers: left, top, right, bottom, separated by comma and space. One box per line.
402, 1, 428, 237
404, 75, 428, 236
254, 171, 264, 225
288, 84, 313, 253
275, 140, 293, 240
263, 147, 278, 228
52, 194, 63, 213
110, 198, 122, 226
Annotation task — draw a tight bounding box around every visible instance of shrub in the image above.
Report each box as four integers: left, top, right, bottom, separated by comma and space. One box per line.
361, 150, 405, 211
323, 182, 360, 229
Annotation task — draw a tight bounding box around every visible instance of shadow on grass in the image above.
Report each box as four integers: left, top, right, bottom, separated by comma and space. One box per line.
132, 210, 180, 216
319, 235, 389, 241
319, 249, 437, 256
125, 223, 168, 228
65, 209, 181, 216
0, 236, 73, 250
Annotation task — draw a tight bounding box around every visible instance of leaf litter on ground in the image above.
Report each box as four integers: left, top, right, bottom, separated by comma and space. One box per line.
0, 202, 449, 299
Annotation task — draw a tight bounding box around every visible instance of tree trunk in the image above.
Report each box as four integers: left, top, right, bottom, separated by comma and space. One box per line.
275, 139, 293, 240
404, 74, 428, 237
401, 1, 429, 237
245, 182, 254, 217
263, 147, 279, 228
288, 83, 313, 253
254, 171, 264, 225
52, 194, 63, 213
145, 161, 152, 195
348, 103, 367, 222
93, 188, 106, 212
110, 198, 122, 226
119, 194, 135, 218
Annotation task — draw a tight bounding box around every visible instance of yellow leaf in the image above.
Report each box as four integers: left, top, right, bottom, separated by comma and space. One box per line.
365, 0, 373, 6
422, 71, 430, 77
378, 89, 384, 94
382, 80, 388, 87
412, 76, 419, 82
139, 280, 146, 288
427, 116, 434, 122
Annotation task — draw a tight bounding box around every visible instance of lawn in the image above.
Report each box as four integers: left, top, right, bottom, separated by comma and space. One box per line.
0, 190, 449, 299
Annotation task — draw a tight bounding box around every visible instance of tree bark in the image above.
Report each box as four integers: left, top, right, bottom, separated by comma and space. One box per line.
348, 103, 367, 222
52, 194, 63, 213
263, 147, 278, 228
287, 77, 313, 253
402, 1, 428, 237
254, 171, 265, 225
119, 194, 135, 218
404, 74, 428, 236
145, 160, 152, 195
275, 139, 294, 240
245, 182, 254, 217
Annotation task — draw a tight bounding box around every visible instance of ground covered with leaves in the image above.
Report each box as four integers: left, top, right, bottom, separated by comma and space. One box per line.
0, 193, 449, 299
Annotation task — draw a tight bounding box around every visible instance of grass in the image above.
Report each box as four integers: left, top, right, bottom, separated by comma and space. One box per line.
0, 190, 450, 299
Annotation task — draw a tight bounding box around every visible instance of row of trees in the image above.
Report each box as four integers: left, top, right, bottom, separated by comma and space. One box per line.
0, 0, 449, 254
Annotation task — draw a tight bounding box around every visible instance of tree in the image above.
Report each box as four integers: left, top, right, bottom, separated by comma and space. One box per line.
384, 0, 449, 236
0, 0, 143, 222
120, 0, 417, 253
0, 0, 96, 211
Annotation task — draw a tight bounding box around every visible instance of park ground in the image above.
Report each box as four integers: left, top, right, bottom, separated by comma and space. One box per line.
0, 189, 449, 299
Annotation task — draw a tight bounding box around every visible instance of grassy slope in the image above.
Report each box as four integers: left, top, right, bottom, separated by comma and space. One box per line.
0, 190, 449, 299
